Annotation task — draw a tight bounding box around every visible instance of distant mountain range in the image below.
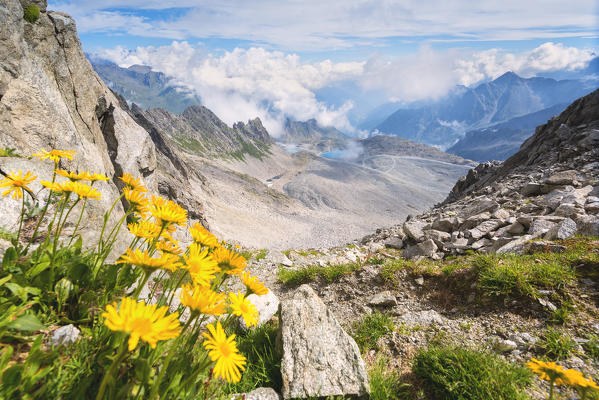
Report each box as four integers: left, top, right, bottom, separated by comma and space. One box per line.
134, 105, 272, 160
375, 71, 598, 150
89, 57, 201, 113
446, 103, 568, 162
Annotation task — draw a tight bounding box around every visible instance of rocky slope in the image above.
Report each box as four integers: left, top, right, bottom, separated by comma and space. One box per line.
279, 118, 348, 152
362, 88, 599, 258
137, 105, 272, 159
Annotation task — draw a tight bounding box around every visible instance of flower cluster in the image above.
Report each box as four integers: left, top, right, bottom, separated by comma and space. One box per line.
102, 171, 269, 384
2, 149, 268, 388
527, 358, 599, 399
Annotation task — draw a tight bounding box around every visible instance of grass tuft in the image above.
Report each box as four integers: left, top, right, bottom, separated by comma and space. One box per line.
472, 253, 576, 299
220, 321, 282, 395
537, 327, 577, 360
278, 262, 361, 286
368, 356, 411, 400
413, 345, 532, 400
350, 311, 394, 352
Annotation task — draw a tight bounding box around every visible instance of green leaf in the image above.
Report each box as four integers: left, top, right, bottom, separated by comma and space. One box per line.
68, 262, 91, 285
2, 247, 17, 269
0, 274, 13, 287
2, 364, 23, 387
25, 260, 51, 279
8, 314, 44, 331
0, 345, 14, 371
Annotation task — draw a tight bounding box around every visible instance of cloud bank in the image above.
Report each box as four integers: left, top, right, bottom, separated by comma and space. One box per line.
97, 42, 596, 135
53, 0, 597, 51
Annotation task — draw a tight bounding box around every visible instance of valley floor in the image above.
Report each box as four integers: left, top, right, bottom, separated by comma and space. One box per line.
192, 146, 472, 249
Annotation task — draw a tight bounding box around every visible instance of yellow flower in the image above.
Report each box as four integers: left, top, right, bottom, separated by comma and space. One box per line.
102, 297, 181, 351
55, 169, 90, 181
40, 180, 64, 193
120, 173, 147, 192
212, 246, 246, 275
88, 173, 110, 182
151, 200, 187, 227
179, 283, 226, 315
183, 243, 220, 287
128, 219, 161, 239
33, 149, 75, 163
69, 181, 101, 199
228, 292, 259, 327
240, 271, 268, 296
123, 187, 149, 216
117, 248, 181, 272
151, 195, 167, 207
189, 222, 219, 248
526, 358, 569, 385
0, 170, 36, 200
160, 254, 183, 272
157, 238, 182, 256
202, 321, 246, 383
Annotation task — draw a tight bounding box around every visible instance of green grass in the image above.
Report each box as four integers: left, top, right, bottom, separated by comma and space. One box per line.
350, 311, 394, 352
220, 321, 282, 395
413, 345, 532, 400
255, 249, 268, 261
473, 253, 576, 299
278, 262, 362, 286
368, 356, 411, 400
548, 304, 573, 325
537, 327, 577, 360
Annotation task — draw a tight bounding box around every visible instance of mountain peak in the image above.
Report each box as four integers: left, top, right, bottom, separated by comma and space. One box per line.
493, 71, 521, 83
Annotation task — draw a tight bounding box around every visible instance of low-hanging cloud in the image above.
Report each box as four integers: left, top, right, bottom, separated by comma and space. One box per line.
99, 43, 363, 137
97, 41, 596, 136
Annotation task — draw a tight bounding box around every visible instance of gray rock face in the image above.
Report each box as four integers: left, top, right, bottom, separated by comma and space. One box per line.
242, 291, 279, 329
51, 324, 80, 346
467, 219, 503, 240
384, 237, 404, 250
545, 218, 577, 240
403, 220, 427, 242
369, 291, 397, 307
279, 285, 370, 399
403, 239, 438, 259
238, 387, 282, 400
545, 170, 579, 186
267, 250, 293, 267
529, 219, 557, 236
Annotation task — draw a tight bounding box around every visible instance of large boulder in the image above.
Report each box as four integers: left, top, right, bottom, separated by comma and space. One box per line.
279, 285, 370, 399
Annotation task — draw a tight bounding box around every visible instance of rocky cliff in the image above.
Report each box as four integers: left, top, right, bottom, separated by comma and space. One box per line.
362, 89, 599, 258
137, 105, 272, 159
0, 0, 208, 245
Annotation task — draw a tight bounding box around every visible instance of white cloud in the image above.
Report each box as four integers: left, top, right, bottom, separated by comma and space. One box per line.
51, 0, 597, 51
98, 43, 364, 136
454, 42, 597, 85
96, 41, 596, 136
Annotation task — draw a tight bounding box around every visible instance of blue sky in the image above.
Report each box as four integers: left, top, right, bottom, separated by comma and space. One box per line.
49, 0, 598, 58
48, 0, 598, 135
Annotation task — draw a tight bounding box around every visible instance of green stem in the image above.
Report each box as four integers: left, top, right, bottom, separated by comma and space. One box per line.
166, 272, 187, 309
25, 165, 57, 253
95, 341, 128, 400
132, 271, 151, 300
148, 315, 195, 400
96, 192, 125, 256
67, 196, 88, 246
56, 197, 80, 241
548, 380, 554, 400
15, 195, 25, 250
